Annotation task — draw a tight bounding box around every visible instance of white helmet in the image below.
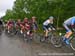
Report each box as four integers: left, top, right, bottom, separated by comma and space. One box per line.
49, 16, 54, 20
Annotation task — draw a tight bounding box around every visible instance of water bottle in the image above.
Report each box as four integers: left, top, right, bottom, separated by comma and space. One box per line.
59, 32, 62, 36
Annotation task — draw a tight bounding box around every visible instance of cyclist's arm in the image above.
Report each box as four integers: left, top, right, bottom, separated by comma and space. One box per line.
48, 23, 56, 31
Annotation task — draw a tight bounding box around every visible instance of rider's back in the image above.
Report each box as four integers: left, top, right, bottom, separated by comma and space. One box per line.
64, 16, 75, 25
43, 20, 50, 26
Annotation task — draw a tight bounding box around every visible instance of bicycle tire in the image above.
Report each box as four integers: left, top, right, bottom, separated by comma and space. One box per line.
50, 35, 62, 47
40, 36, 45, 42
70, 37, 75, 51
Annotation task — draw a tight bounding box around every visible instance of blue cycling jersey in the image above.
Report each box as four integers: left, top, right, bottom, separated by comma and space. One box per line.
64, 16, 75, 25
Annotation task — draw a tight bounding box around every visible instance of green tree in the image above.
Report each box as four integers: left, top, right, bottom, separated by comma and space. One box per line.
3, 0, 75, 28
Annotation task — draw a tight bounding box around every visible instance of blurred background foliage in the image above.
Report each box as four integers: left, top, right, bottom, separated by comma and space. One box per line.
2, 0, 75, 30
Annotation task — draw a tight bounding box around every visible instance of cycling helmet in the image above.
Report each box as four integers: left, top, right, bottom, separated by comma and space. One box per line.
49, 16, 54, 20
32, 16, 36, 19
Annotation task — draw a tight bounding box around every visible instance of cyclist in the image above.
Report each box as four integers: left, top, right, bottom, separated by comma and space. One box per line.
20, 17, 29, 34
15, 19, 22, 34
24, 18, 31, 35
63, 16, 75, 45
31, 16, 38, 32
23, 18, 29, 30
43, 16, 55, 40
26, 19, 34, 36
6, 19, 14, 33
16, 19, 22, 29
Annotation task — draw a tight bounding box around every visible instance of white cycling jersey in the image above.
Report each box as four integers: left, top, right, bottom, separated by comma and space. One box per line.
43, 19, 53, 26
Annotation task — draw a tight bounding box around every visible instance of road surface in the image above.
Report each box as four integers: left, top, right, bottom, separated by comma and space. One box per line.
0, 32, 74, 56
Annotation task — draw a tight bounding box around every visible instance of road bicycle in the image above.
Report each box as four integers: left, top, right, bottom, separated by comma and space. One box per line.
53, 32, 75, 51
40, 30, 62, 47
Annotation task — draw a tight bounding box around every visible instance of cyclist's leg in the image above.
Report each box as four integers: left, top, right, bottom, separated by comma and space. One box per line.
15, 25, 19, 34
63, 23, 72, 38
16, 25, 19, 29
20, 25, 24, 34
63, 23, 72, 44
7, 24, 11, 33
43, 25, 49, 40
28, 27, 33, 36
29, 30, 33, 36
11, 24, 13, 29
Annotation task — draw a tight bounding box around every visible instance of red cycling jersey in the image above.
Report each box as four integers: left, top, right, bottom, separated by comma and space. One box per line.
25, 23, 30, 30
16, 22, 22, 26
7, 21, 13, 25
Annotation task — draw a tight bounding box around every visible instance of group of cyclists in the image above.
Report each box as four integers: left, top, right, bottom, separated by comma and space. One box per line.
0, 16, 75, 46
4, 16, 38, 36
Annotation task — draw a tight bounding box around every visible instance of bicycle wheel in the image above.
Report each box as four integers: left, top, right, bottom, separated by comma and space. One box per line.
10, 29, 15, 36
33, 33, 41, 43
50, 35, 62, 47
40, 35, 45, 42
70, 37, 75, 51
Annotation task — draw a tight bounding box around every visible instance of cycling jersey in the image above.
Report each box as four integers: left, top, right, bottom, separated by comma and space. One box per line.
25, 23, 30, 30
43, 19, 53, 26
16, 22, 22, 26
7, 21, 14, 25
22, 20, 29, 26
43, 20, 50, 26
43, 19, 54, 31
33, 22, 38, 29
22, 22, 26, 26
63, 16, 75, 32
64, 16, 75, 25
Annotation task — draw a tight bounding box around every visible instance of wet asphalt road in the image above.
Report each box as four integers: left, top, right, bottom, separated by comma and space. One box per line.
0, 32, 75, 56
